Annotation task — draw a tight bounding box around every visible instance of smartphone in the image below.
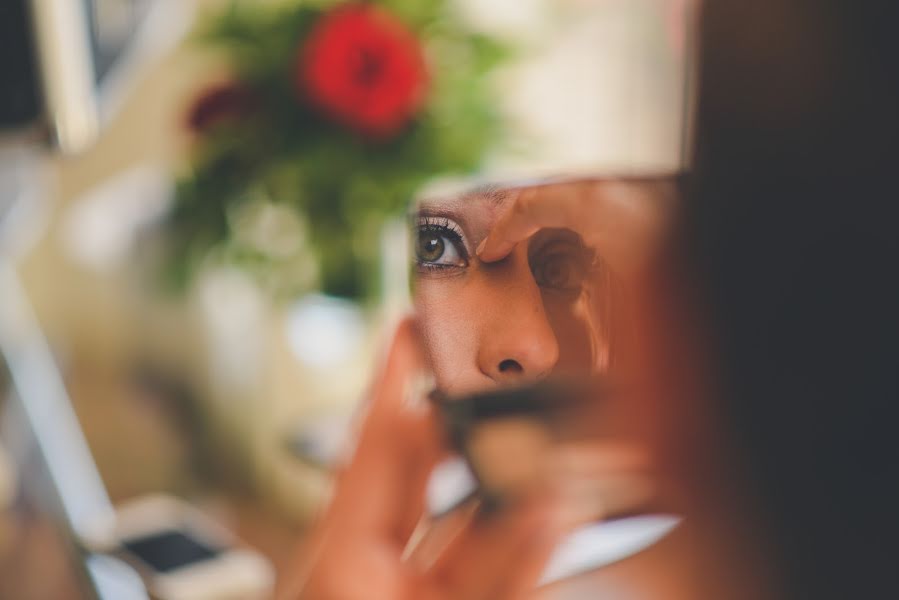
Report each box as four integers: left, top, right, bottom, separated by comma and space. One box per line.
89, 495, 273, 600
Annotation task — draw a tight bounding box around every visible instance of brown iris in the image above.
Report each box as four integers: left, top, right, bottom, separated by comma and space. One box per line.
416, 231, 446, 263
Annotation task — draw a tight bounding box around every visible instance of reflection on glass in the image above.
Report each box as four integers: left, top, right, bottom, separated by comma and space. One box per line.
411, 183, 624, 398
410, 177, 675, 536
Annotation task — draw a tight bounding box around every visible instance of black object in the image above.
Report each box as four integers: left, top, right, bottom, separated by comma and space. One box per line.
0, 0, 158, 144
678, 2, 899, 597
122, 529, 221, 574
0, 0, 42, 130
432, 378, 606, 450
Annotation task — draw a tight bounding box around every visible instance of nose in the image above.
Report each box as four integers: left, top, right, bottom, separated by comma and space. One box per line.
476, 258, 560, 385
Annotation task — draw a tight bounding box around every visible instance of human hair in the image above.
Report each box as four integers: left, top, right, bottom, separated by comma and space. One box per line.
675, 1, 899, 597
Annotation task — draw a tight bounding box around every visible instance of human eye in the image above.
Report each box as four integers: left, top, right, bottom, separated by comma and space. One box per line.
529, 237, 593, 294
414, 216, 469, 271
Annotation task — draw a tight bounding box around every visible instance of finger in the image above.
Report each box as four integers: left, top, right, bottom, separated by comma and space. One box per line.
544, 441, 659, 527
478, 181, 596, 263
431, 498, 565, 600
392, 406, 448, 541
545, 441, 651, 476
363, 318, 427, 426
478, 177, 678, 274
327, 318, 444, 543
403, 497, 480, 571
491, 525, 563, 600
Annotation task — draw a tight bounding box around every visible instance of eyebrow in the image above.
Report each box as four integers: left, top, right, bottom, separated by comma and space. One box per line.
461, 184, 512, 206
416, 183, 513, 213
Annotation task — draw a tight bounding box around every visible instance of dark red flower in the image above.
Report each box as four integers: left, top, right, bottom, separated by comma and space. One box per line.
187, 83, 256, 133
298, 3, 428, 139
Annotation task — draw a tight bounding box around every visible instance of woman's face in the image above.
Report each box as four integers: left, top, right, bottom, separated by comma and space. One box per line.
412, 185, 615, 396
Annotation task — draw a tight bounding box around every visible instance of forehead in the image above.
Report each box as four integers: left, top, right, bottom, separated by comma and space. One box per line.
415, 184, 515, 213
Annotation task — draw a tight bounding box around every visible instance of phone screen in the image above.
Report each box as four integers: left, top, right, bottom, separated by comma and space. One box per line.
123, 529, 221, 573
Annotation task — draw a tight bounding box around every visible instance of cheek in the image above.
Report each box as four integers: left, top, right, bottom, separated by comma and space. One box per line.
413, 279, 482, 393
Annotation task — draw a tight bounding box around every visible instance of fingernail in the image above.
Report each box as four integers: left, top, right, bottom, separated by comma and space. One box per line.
476, 238, 487, 256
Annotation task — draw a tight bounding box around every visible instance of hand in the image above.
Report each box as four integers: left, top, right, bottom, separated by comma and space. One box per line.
478, 176, 679, 284
288, 320, 565, 600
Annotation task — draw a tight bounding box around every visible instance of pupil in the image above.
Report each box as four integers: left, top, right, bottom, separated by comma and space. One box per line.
539, 257, 571, 288
418, 233, 445, 262
547, 264, 565, 285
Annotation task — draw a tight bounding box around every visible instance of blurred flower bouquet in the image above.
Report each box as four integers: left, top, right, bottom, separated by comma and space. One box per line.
164, 0, 509, 299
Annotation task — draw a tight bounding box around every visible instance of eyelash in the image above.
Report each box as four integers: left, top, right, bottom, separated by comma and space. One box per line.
415, 216, 469, 270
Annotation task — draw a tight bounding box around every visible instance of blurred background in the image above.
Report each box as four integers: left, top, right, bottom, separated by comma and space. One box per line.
0, 0, 687, 597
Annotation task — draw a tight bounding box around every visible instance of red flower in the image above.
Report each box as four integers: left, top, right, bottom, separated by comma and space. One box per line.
298, 3, 428, 139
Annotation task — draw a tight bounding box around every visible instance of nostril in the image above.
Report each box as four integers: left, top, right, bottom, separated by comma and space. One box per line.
498, 359, 523, 374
